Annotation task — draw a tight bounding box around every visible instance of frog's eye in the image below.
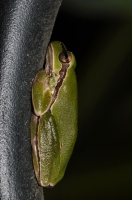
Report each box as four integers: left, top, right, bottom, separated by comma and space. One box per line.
59, 51, 72, 63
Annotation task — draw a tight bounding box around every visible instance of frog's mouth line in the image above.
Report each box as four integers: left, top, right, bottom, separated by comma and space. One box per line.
49, 43, 72, 109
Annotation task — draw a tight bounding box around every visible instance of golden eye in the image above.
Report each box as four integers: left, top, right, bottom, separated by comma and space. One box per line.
59, 51, 72, 63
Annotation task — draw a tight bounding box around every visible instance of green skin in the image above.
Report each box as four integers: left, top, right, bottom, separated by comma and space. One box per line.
30, 41, 77, 187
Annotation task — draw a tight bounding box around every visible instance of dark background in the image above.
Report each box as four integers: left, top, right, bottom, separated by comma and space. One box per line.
45, 1, 132, 200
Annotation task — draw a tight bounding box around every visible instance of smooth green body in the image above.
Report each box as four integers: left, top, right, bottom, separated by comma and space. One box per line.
30, 41, 77, 187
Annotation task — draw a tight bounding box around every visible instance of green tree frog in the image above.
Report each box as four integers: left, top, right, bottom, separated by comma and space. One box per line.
30, 41, 77, 187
